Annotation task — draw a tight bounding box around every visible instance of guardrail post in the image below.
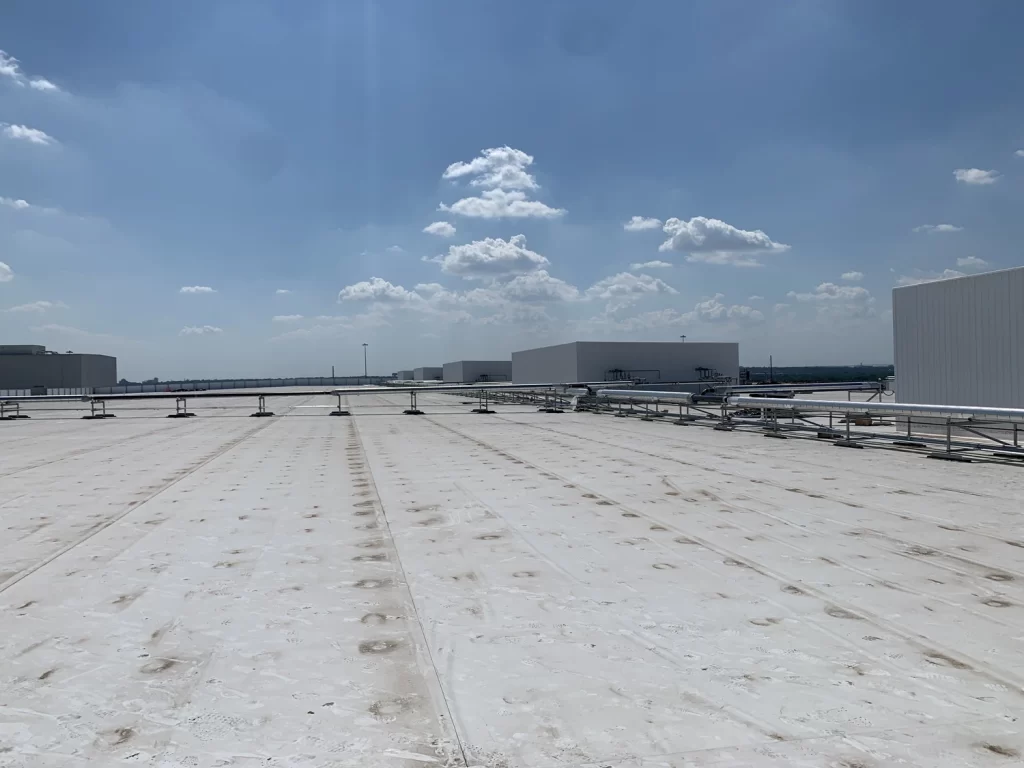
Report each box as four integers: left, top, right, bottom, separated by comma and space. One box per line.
404, 390, 424, 415
83, 399, 116, 420
834, 410, 862, 448
250, 394, 275, 417
330, 392, 350, 416
168, 396, 195, 418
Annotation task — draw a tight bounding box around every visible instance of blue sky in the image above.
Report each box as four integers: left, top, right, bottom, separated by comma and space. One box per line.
2, 0, 1023, 379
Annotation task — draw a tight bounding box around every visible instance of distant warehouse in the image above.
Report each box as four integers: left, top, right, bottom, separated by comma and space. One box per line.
512, 341, 738, 385
893, 266, 1024, 407
443, 360, 511, 383
0, 345, 117, 392
413, 366, 443, 381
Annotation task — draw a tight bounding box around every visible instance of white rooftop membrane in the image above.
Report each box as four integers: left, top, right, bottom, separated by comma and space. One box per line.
2, 390, 1023, 766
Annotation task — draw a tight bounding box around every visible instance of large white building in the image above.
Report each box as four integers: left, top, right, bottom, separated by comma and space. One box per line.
512, 341, 739, 385
893, 267, 1024, 407
442, 360, 511, 383
413, 366, 443, 381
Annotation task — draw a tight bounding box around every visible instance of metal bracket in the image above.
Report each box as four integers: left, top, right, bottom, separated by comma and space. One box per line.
250, 394, 275, 417
329, 393, 350, 416
83, 399, 116, 420
404, 390, 424, 415
167, 396, 196, 418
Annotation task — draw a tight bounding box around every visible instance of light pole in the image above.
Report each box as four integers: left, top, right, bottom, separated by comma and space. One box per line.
362, 343, 368, 378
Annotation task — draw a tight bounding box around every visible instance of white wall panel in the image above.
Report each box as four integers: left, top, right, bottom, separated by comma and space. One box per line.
893, 267, 1024, 407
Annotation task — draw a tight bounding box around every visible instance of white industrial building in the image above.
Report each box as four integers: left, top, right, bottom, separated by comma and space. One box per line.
394, 370, 414, 380
413, 366, 443, 381
512, 341, 739, 384
442, 360, 511, 383
893, 267, 1024, 408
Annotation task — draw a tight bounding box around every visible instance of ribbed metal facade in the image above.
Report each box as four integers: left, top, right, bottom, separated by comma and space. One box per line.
892, 267, 1024, 407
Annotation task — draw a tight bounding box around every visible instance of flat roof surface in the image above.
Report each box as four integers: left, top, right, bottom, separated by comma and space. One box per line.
2, 389, 1024, 767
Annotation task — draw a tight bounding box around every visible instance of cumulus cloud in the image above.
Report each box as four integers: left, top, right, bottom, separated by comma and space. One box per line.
423, 221, 456, 237
954, 168, 999, 185
956, 255, 989, 270
0, 49, 62, 92
913, 223, 963, 234
0, 261, 13, 282
623, 216, 663, 232
585, 272, 677, 311
338, 276, 422, 303
440, 188, 565, 219
1016, 150, 1024, 158
440, 147, 563, 219
442, 146, 539, 191
427, 234, 549, 279
0, 197, 32, 210
386, 245, 404, 253
275, 288, 292, 294
630, 260, 672, 270
748, 295, 764, 301
2, 123, 57, 146
499, 270, 580, 302
179, 285, 216, 294
5, 300, 67, 313
688, 294, 765, 324
272, 314, 303, 322
895, 270, 965, 287
658, 216, 789, 267
180, 325, 223, 335
788, 282, 870, 303
841, 271, 864, 282
787, 282, 876, 319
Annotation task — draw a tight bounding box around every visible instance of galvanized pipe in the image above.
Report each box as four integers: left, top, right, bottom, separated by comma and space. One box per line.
726, 396, 1024, 424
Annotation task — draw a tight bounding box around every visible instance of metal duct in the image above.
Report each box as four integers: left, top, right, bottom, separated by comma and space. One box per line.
726, 396, 1024, 423
596, 389, 695, 403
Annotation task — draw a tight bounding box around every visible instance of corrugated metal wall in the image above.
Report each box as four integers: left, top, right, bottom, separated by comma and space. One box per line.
893, 267, 1024, 407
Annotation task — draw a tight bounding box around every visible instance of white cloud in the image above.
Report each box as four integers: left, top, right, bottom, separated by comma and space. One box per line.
427, 234, 549, 279
956, 255, 989, 270
386, 245, 404, 253
5, 300, 67, 313
272, 314, 303, 322
440, 188, 565, 219
748, 295, 764, 301
179, 285, 216, 294
179, 325, 223, 335
630, 260, 672, 270
688, 294, 765, 325
773, 303, 791, 313
0, 49, 62, 92
954, 168, 999, 185
29, 323, 122, 342
841, 271, 864, 282
479, 303, 553, 329
442, 146, 539, 191
788, 282, 870, 303
2, 123, 57, 146
912, 224, 963, 234
275, 288, 292, 295
0, 197, 32, 210
423, 221, 456, 237
658, 216, 789, 267
338, 276, 422, 303
787, 282, 876, 319
0, 261, 13, 282
585, 272, 677, 311
895, 270, 966, 287
29, 78, 58, 92
623, 216, 663, 232
499, 270, 580, 302
440, 147, 563, 219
